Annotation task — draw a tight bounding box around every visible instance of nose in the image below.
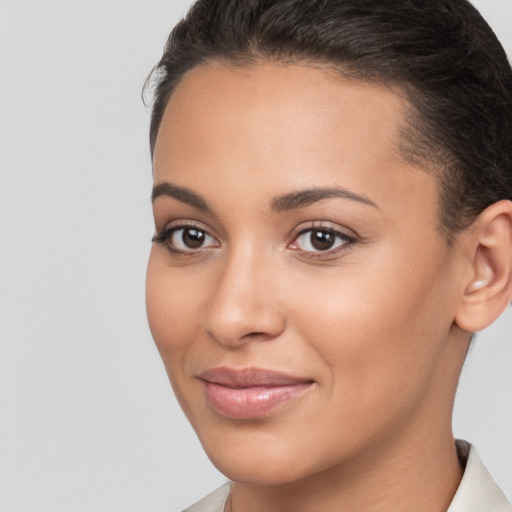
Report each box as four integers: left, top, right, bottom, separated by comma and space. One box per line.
202, 245, 286, 347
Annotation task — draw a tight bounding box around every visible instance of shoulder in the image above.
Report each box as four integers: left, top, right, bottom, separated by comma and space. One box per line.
448, 440, 512, 512
180, 482, 232, 512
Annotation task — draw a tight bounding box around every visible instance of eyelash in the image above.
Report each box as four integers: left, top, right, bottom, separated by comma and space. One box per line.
289, 224, 356, 258
152, 221, 357, 259
152, 221, 218, 256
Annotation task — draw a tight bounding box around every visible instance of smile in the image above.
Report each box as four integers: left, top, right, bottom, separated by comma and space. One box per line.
199, 367, 314, 420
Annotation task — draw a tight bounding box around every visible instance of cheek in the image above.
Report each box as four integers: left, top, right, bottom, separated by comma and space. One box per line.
145, 252, 203, 359
146, 252, 211, 421
288, 243, 455, 408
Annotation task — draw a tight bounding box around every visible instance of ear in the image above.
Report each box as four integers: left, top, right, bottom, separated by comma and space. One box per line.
455, 200, 512, 333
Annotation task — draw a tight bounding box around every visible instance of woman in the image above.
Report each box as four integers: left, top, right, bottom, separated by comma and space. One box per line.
145, 0, 512, 510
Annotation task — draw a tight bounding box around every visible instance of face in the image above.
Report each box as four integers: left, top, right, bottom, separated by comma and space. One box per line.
146, 61, 468, 485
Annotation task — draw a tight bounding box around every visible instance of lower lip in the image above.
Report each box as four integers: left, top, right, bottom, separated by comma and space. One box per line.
203, 381, 313, 419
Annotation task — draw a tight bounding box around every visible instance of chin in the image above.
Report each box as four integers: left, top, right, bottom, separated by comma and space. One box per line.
209, 454, 309, 486
197, 428, 324, 486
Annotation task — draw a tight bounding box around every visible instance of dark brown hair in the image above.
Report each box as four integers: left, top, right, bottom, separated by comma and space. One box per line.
146, 0, 512, 237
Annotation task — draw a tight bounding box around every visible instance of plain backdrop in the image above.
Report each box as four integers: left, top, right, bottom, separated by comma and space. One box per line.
0, 1, 511, 511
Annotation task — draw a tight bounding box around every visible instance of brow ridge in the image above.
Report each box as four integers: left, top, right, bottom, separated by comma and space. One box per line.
271, 187, 378, 212
151, 182, 211, 212
151, 182, 378, 213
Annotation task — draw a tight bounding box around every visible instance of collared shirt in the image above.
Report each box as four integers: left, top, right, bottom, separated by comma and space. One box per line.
182, 441, 512, 512
448, 441, 511, 512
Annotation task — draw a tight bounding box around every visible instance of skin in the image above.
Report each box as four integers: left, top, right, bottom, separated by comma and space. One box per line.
146, 61, 512, 512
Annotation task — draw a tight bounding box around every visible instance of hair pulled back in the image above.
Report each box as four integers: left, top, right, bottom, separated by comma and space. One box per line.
146, 0, 512, 236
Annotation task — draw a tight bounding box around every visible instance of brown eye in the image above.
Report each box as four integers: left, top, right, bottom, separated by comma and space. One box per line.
309, 230, 336, 251
180, 228, 206, 249
290, 228, 354, 253
154, 226, 219, 252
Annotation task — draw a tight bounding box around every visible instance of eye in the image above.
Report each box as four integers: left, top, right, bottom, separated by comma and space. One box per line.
289, 227, 354, 254
152, 224, 219, 253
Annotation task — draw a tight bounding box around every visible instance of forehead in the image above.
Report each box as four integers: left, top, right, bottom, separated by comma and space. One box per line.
155, 60, 410, 168
153, 61, 437, 223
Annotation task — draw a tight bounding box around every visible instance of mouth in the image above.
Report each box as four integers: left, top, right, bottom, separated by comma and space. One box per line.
198, 367, 314, 420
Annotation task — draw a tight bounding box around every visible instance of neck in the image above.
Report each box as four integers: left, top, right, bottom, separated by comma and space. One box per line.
229, 426, 463, 512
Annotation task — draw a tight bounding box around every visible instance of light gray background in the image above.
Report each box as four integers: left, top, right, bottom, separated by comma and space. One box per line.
0, 1, 510, 511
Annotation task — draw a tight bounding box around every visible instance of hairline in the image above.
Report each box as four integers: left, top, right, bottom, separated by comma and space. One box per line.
150, 55, 459, 242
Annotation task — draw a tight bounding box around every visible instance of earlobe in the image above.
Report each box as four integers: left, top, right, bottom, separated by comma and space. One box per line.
455, 200, 512, 333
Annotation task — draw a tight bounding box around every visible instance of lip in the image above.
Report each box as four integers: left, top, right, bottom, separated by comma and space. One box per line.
199, 367, 314, 419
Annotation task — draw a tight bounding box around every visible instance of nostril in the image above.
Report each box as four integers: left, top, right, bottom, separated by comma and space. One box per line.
240, 331, 275, 342
205, 329, 276, 346
203, 311, 286, 346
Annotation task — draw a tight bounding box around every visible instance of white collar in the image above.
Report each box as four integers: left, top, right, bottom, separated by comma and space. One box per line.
183, 441, 511, 512
447, 440, 511, 511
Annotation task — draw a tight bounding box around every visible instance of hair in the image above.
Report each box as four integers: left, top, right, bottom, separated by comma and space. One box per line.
145, 0, 512, 238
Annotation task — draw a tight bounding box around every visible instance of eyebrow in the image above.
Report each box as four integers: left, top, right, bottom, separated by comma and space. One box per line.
151, 182, 212, 212
151, 181, 378, 213
271, 187, 379, 212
